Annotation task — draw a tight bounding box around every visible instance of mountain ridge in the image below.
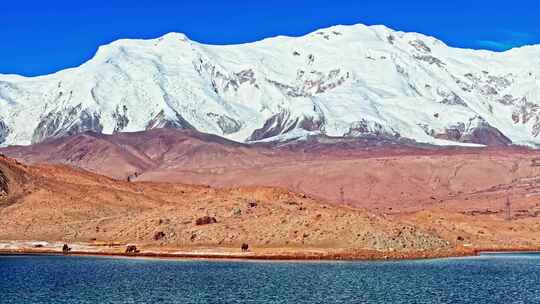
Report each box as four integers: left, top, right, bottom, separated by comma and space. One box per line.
1, 23, 540, 147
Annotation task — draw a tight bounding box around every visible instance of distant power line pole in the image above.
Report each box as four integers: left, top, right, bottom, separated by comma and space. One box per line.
339, 186, 345, 204
505, 196, 512, 221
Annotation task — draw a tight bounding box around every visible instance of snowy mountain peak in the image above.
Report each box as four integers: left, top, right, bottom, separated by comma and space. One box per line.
1, 23, 540, 147
159, 32, 190, 41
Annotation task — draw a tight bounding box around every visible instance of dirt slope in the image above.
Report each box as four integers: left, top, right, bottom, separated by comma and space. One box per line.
0, 155, 448, 253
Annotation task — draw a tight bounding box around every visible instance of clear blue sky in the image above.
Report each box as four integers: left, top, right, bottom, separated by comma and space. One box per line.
1, 0, 539, 76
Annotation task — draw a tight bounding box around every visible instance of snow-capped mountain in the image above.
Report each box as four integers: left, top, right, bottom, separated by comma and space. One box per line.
1, 23, 540, 147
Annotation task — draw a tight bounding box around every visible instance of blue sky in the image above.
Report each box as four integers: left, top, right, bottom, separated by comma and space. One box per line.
1, 0, 539, 76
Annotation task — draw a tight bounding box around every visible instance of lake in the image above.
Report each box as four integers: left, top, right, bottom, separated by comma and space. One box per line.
1, 253, 539, 303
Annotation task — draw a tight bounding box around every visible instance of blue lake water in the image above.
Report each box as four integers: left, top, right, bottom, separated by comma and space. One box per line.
1, 253, 539, 303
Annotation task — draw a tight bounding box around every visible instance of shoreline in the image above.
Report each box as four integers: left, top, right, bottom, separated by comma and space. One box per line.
2, 241, 539, 262
0, 247, 476, 261
3, 248, 540, 262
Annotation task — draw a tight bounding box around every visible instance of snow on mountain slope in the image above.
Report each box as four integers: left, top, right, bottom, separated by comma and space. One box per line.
1, 23, 540, 147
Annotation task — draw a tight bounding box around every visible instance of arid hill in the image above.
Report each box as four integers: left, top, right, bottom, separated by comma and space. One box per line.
0, 154, 451, 254
1, 146, 539, 257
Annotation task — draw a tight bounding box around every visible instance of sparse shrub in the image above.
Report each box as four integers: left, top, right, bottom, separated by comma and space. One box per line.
232, 208, 242, 216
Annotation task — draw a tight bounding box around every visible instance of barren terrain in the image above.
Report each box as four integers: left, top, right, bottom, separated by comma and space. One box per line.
0, 155, 458, 259
2, 130, 540, 259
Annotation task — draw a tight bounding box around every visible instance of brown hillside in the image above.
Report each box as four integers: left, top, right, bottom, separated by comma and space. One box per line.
0, 155, 449, 253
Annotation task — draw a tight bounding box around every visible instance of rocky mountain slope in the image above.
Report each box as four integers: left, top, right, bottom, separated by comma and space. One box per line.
1, 23, 540, 147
